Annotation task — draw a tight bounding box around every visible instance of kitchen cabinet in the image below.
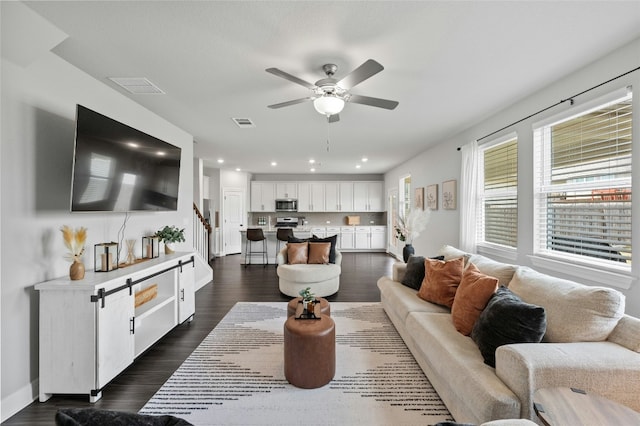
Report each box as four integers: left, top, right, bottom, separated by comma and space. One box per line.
370, 226, 387, 249
325, 182, 354, 212
355, 226, 371, 249
275, 182, 297, 199
250, 182, 275, 212
36, 253, 196, 403
298, 182, 325, 212
340, 226, 355, 249
353, 182, 384, 212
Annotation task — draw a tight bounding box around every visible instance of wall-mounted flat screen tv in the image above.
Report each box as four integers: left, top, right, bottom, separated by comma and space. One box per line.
71, 105, 181, 212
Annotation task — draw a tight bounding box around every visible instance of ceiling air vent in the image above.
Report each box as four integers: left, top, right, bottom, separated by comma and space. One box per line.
108, 77, 165, 94
232, 118, 255, 128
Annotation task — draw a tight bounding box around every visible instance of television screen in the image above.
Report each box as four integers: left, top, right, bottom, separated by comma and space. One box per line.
71, 105, 181, 212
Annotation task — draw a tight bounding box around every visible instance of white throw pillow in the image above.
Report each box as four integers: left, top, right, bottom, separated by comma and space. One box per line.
508, 266, 625, 343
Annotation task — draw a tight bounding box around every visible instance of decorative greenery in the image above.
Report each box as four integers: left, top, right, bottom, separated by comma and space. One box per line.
395, 208, 431, 243
299, 287, 315, 302
155, 225, 186, 244
60, 225, 87, 263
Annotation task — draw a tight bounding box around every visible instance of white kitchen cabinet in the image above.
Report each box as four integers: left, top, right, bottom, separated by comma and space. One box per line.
355, 226, 371, 249
36, 253, 196, 403
298, 182, 325, 212
178, 260, 196, 324
275, 182, 297, 199
370, 226, 387, 249
325, 182, 354, 212
250, 181, 275, 212
310, 227, 326, 238
353, 182, 384, 211
325, 226, 341, 249
340, 226, 355, 249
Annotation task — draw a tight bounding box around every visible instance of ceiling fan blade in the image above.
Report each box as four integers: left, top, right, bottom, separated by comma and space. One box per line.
328, 114, 340, 123
348, 94, 399, 110
337, 59, 384, 89
266, 68, 316, 89
267, 97, 315, 109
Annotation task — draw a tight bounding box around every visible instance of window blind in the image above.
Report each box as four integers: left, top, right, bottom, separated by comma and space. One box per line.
480, 137, 518, 248
534, 91, 632, 266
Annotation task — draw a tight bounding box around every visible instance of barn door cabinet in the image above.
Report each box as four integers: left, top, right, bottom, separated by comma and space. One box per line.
35, 252, 196, 403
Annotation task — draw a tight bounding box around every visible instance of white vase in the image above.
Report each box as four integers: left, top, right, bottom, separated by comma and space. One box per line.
164, 243, 175, 254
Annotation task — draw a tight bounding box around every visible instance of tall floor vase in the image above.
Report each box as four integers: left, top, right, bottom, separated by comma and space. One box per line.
403, 244, 415, 262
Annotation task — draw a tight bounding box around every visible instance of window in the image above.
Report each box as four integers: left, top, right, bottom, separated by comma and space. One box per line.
533, 88, 632, 267
479, 135, 518, 248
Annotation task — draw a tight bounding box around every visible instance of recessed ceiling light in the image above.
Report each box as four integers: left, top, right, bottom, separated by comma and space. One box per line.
362, 157, 368, 162
271, 161, 277, 166
309, 159, 315, 164
310, 168, 316, 172
236, 168, 241, 172
217, 159, 224, 164
356, 164, 361, 169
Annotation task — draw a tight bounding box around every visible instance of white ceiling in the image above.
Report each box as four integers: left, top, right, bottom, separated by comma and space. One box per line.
24, 1, 640, 175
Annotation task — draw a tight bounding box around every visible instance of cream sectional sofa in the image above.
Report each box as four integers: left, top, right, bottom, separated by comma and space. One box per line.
377, 245, 640, 424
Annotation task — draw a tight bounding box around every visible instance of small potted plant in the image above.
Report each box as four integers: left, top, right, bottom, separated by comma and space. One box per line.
299, 287, 316, 315
155, 225, 185, 254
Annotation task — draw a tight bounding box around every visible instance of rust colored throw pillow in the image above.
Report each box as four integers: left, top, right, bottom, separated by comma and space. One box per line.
451, 263, 499, 335
418, 257, 464, 308
287, 242, 308, 264
308, 242, 331, 264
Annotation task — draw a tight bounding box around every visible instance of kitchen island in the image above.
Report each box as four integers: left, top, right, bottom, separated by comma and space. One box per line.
239, 225, 387, 265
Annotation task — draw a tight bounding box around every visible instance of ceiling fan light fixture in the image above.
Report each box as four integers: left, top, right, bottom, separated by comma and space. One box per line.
313, 95, 345, 116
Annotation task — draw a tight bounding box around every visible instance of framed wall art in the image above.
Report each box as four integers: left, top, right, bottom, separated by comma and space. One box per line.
414, 187, 424, 209
426, 184, 438, 210
442, 179, 457, 210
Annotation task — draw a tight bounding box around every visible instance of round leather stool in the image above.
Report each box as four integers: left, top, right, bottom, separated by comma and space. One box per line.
287, 297, 331, 317
283, 314, 335, 389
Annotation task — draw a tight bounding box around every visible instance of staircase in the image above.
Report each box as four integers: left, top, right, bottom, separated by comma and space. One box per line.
193, 203, 214, 290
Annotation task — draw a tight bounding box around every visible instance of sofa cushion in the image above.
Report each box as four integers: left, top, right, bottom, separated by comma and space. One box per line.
418, 257, 464, 308
438, 245, 468, 260
508, 266, 625, 343
288, 236, 309, 243
451, 263, 499, 336
467, 254, 516, 287
471, 286, 546, 367
311, 234, 338, 264
287, 242, 308, 264
401, 255, 445, 290
308, 242, 330, 264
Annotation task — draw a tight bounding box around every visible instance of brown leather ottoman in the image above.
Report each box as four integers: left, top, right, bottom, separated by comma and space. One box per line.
283, 314, 335, 389
287, 297, 331, 317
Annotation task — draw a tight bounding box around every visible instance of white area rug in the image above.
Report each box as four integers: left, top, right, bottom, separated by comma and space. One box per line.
140, 302, 453, 425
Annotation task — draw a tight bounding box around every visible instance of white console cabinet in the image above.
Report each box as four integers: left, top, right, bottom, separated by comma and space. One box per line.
35, 252, 196, 403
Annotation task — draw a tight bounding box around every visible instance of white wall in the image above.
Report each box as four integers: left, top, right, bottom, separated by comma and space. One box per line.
385, 36, 640, 317
0, 3, 194, 419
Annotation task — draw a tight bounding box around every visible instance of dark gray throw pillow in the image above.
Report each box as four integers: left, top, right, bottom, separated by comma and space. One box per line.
401, 255, 444, 290
55, 408, 193, 426
311, 234, 338, 264
471, 286, 546, 368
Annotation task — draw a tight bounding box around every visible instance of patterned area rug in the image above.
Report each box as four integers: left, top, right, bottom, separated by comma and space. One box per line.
140, 302, 453, 425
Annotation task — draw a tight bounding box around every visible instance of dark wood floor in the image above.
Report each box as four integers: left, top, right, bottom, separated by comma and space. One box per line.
3, 252, 396, 425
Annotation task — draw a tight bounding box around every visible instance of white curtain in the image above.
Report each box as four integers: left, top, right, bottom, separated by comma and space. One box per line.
459, 140, 479, 253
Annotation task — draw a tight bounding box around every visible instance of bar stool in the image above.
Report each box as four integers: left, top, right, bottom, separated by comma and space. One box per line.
245, 228, 267, 267
275, 228, 295, 266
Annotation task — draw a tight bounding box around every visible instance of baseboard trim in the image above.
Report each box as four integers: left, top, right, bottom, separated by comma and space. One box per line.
1, 378, 38, 423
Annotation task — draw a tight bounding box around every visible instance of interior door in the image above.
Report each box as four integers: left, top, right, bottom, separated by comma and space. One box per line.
388, 187, 400, 259
223, 189, 244, 254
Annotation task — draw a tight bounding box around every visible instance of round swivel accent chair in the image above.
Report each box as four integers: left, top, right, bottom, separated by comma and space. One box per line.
245, 228, 267, 267
275, 228, 294, 266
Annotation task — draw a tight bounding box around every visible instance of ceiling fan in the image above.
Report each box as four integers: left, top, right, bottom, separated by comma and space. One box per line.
266, 59, 399, 123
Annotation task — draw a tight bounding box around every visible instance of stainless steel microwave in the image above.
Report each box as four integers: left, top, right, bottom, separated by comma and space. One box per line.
275, 199, 298, 212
